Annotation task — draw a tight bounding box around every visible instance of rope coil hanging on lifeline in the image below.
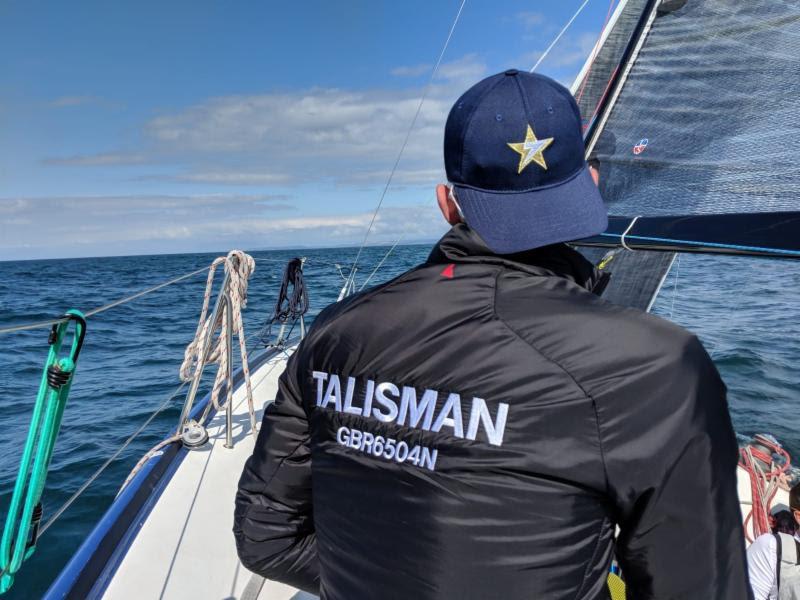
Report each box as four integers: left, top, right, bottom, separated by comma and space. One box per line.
0, 310, 86, 594
121, 251, 258, 489
179, 250, 257, 426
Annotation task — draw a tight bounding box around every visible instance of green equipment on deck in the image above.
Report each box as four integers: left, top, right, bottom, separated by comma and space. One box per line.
0, 310, 86, 594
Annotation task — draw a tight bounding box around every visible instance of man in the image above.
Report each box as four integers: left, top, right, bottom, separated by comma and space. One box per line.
234, 70, 750, 599
748, 485, 800, 599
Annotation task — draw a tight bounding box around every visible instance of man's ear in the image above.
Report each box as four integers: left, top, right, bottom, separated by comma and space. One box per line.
436, 184, 463, 226
589, 164, 599, 186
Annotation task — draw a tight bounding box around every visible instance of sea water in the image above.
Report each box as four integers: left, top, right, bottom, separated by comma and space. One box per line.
0, 245, 798, 597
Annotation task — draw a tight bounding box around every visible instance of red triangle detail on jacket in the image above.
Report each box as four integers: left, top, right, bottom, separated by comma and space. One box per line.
441, 264, 455, 279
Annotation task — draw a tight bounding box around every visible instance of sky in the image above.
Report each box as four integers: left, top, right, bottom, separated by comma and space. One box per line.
0, 0, 616, 260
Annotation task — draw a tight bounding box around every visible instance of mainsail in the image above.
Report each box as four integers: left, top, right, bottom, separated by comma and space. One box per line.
579, 0, 800, 258
573, 0, 800, 310
572, 0, 650, 134
572, 0, 675, 311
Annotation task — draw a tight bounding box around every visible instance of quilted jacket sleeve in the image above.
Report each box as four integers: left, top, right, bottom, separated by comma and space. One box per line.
599, 335, 751, 599
234, 350, 319, 594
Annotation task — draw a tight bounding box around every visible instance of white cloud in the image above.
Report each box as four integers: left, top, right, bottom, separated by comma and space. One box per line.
0, 196, 445, 260
41, 55, 487, 191
522, 32, 598, 72
144, 171, 294, 185
516, 11, 545, 29
391, 64, 431, 77
42, 152, 150, 166
207, 204, 445, 243
339, 167, 444, 188
143, 87, 450, 162
0, 194, 292, 220
49, 95, 101, 107
434, 54, 487, 85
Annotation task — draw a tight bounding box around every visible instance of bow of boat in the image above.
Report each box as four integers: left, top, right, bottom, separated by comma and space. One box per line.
45, 345, 313, 600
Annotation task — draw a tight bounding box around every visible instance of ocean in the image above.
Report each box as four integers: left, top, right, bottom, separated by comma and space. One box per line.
0, 244, 798, 597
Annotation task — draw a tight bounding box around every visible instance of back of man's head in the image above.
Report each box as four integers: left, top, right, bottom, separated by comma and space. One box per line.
441, 69, 607, 254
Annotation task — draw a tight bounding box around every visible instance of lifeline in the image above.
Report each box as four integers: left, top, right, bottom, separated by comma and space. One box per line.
312, 371, 509, 447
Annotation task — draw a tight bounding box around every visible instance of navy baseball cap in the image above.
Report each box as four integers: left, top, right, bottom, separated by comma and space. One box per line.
444, 69, 607, 254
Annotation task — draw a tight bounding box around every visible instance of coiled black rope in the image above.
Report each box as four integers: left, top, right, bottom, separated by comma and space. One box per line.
259, 257, 309, 346
46, 364, 72, 388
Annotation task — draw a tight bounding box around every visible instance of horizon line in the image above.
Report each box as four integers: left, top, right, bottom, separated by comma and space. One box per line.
0, 238, 440, 264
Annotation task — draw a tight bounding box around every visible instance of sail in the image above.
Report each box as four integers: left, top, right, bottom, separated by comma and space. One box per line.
571, 0, 676, 312
572, 0, 651, 133
589, 0, 800, 220
577, 246, 673, 311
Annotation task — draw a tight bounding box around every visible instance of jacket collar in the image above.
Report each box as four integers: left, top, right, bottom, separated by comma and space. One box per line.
427, 224, 607, 295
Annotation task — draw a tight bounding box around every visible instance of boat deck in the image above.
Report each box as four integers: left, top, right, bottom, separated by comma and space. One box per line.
101, 348, 313, 600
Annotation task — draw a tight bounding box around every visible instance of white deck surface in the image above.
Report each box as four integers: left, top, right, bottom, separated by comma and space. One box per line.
99, 346, 786, 597
102, 348, 316, 600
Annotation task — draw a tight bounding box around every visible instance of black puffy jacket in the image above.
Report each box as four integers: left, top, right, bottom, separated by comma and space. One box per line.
234, 224, 751, 600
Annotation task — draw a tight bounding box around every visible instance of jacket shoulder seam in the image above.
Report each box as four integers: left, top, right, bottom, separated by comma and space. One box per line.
490, 270, 592, 398
491, 270, 611, 495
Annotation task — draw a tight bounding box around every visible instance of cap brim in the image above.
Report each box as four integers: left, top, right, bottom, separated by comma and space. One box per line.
453, 167, 608, 254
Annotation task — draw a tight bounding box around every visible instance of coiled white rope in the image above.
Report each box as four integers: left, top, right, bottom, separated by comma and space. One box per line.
180, 250, 257, 423
121, 250, 257, 489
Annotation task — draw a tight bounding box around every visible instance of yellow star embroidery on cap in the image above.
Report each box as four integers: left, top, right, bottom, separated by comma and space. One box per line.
507, 124, 554, 173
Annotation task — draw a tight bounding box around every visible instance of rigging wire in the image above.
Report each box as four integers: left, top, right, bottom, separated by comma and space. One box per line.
0, 265, 211, 336
37, 379, 189, 538
83, 266, 211, 319
530, 0, 595, 73
344, 0, 467, 291
668, 253, 681, 320
0, 256, 345, 337
358, 234, 407, 292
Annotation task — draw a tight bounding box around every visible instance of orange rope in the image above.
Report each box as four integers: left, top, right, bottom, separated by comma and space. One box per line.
740, 437, 792, 541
